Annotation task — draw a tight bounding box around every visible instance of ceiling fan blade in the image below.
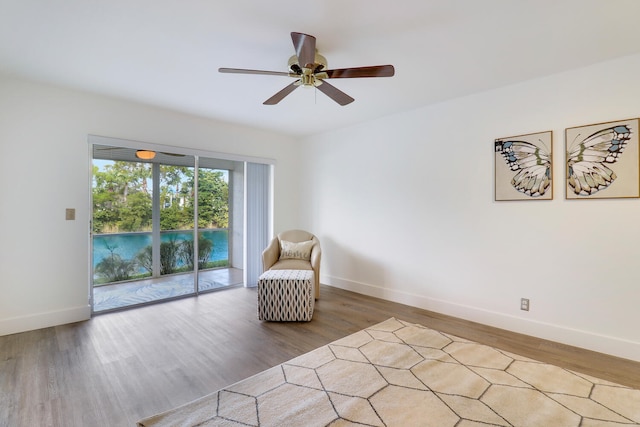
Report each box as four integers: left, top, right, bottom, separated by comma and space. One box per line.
316, 81, 355, 106
291, 32, 316, 68
263, 81, 301, 105
219, 67, 291, 77
324, 65, 395, 79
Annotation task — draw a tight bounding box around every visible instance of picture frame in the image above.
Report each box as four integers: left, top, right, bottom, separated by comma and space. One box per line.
494, 130, 553, 201
565, 118, 639, 199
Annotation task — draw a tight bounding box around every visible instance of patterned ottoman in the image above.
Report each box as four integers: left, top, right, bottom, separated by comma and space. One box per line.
257, 269, 315, 321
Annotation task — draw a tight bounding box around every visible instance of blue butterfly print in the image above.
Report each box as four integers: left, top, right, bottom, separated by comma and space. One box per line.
495, 139, 551, 197
567, 125, 631, 196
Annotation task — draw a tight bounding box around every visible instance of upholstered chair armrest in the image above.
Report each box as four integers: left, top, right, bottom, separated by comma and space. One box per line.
310, 239, 321, 273
310, 237, 322, 298
262, 237, 280, 272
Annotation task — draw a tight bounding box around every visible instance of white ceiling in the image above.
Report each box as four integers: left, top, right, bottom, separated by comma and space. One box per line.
2, 0, 640, 137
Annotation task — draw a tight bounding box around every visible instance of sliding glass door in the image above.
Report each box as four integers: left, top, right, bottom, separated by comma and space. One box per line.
91, 144, 240, 313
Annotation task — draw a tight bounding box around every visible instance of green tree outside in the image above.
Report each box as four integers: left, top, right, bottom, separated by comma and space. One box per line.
93, 161, 229, 233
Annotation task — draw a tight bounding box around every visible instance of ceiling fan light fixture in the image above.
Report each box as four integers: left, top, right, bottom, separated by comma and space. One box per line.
136, 150, 156, 160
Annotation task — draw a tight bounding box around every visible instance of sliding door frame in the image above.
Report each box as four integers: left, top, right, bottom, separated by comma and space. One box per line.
88, 134, 275, 313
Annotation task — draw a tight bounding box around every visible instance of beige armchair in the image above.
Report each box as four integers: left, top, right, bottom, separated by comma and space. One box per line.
262, 229, 321, 299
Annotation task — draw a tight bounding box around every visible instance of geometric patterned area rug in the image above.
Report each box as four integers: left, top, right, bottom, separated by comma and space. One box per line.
137, 318, 640, 426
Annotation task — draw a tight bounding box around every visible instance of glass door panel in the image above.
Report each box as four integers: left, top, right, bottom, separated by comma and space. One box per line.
92, 146, 155, 312
158, 160, 196, 296
197, 160, 239, 292
92, 145, 197, 312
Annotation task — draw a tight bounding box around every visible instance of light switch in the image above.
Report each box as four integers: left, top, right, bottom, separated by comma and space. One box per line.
66, 208, 76, 220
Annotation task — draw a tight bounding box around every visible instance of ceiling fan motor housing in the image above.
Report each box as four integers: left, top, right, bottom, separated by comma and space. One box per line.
288, 52, 327, 84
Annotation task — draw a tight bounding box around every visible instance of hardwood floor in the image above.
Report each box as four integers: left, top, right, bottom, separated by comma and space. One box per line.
1, 285, 638, 427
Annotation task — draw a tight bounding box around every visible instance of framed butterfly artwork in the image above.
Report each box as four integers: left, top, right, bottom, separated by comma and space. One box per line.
494, 130, 553, 201
565, 118, 639, 199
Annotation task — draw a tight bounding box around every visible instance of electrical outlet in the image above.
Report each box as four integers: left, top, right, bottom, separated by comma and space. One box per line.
520, 298, 530, 311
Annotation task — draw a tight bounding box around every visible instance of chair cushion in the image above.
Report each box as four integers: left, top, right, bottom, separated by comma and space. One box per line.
279, 240, 313, 261
269, 259, 313, 271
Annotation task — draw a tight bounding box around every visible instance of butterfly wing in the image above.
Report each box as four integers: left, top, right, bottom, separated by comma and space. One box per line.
495, 140, 551, 197
567, 125, 631, 196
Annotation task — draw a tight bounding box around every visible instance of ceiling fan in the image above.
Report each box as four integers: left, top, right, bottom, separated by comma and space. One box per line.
219, 32, 395, 106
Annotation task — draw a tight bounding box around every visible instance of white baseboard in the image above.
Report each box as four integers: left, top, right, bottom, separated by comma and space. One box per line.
0, 305, 91, 336
325, 275, 640, 362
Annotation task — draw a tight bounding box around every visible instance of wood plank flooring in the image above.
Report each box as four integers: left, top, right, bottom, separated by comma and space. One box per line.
1, 285, 638, 427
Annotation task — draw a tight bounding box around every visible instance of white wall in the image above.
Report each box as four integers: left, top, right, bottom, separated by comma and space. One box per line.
0, 74, 299, 335
300, 53, 640, 361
